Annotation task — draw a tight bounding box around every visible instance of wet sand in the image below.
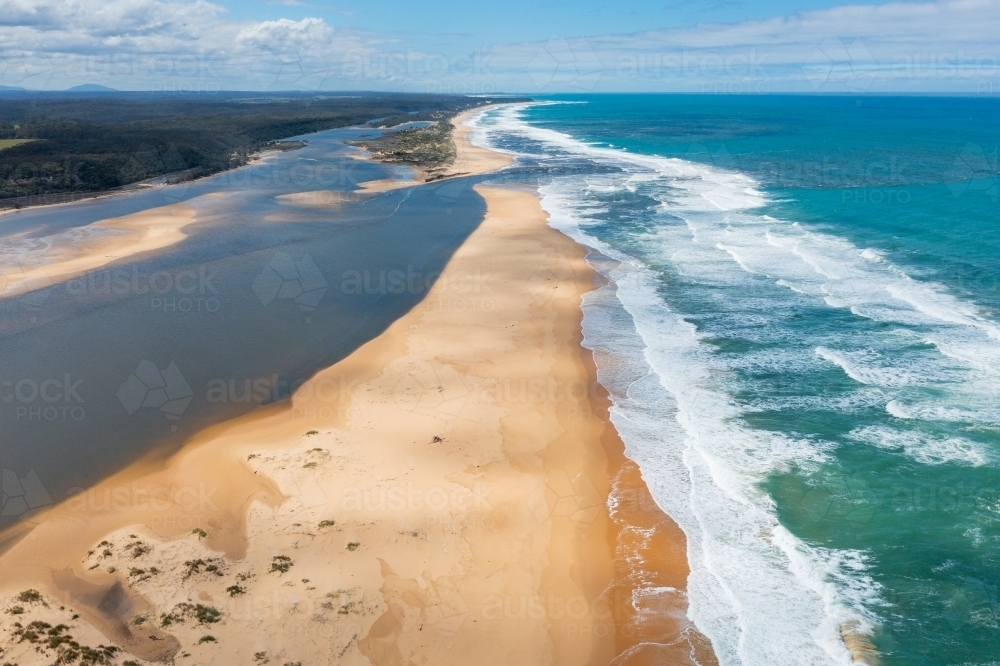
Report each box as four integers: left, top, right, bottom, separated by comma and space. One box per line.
0, 203, 197, 300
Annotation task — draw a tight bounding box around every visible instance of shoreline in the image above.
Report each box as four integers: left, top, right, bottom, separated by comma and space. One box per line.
0, 108, 712, 665
0, 202, 198, 300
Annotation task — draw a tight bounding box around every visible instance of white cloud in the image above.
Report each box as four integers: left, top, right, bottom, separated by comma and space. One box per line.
236, 17, 334, 48
0, 0, 996, 91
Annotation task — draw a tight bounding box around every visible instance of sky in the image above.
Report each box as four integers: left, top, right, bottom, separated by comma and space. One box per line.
0, 0, 998, 93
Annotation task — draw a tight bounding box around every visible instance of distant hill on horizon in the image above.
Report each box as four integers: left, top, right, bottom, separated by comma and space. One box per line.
65, 84, 118, 92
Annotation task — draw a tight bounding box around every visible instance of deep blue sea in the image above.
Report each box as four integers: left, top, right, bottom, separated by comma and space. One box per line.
470, 95, 1000, 666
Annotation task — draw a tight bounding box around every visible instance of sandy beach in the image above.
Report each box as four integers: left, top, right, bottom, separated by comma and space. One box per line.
0, 114, 711, 666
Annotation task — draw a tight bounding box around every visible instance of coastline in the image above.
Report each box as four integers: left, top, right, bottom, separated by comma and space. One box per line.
0, 110, 712, 665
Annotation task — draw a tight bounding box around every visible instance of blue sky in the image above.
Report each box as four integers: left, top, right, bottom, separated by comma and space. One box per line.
1, 0, 998, 92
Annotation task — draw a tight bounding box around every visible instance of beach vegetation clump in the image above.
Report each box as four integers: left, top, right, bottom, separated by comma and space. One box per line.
161, 603, 222, 627
11, 621, 119, 665
193, 605, 222, 625
346, 542, 360, 551
16, 590, 43, 605
347, 118, 459, 180
127, 567, 159, 584
226, 584, 246, 597
318, 519, 335, 529
303, 462, 317, 469
123, 541, 150, 559
6, 606, 24, 615
305, 431, 319, 436
269, 555, 293, 574
183, 559, 224, 579
197, 635, 216, 644
192, 528, 207, 539
94, 541, 114, 559
254, 651, 269, 663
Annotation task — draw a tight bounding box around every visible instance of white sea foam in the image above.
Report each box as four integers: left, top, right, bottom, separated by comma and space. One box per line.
885, 400, 912, 419
848, 426, 988, 466
814, 347, 922, 388
468, 104, 999, 666
485, 103, 767, 212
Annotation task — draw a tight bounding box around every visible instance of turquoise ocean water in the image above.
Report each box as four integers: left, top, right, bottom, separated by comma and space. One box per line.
470, 96, 1000, 666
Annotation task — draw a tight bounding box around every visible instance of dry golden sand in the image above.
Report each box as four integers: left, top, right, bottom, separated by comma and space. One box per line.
442, 106, 514, 178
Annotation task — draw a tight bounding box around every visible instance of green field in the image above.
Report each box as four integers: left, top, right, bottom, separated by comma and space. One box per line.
0, 139, 34, 150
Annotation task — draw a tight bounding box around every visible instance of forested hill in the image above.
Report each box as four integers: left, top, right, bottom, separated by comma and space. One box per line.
0, 92, 500, 202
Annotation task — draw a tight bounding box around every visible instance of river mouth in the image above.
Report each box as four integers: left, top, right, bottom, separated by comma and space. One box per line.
0, 128, 487, 534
